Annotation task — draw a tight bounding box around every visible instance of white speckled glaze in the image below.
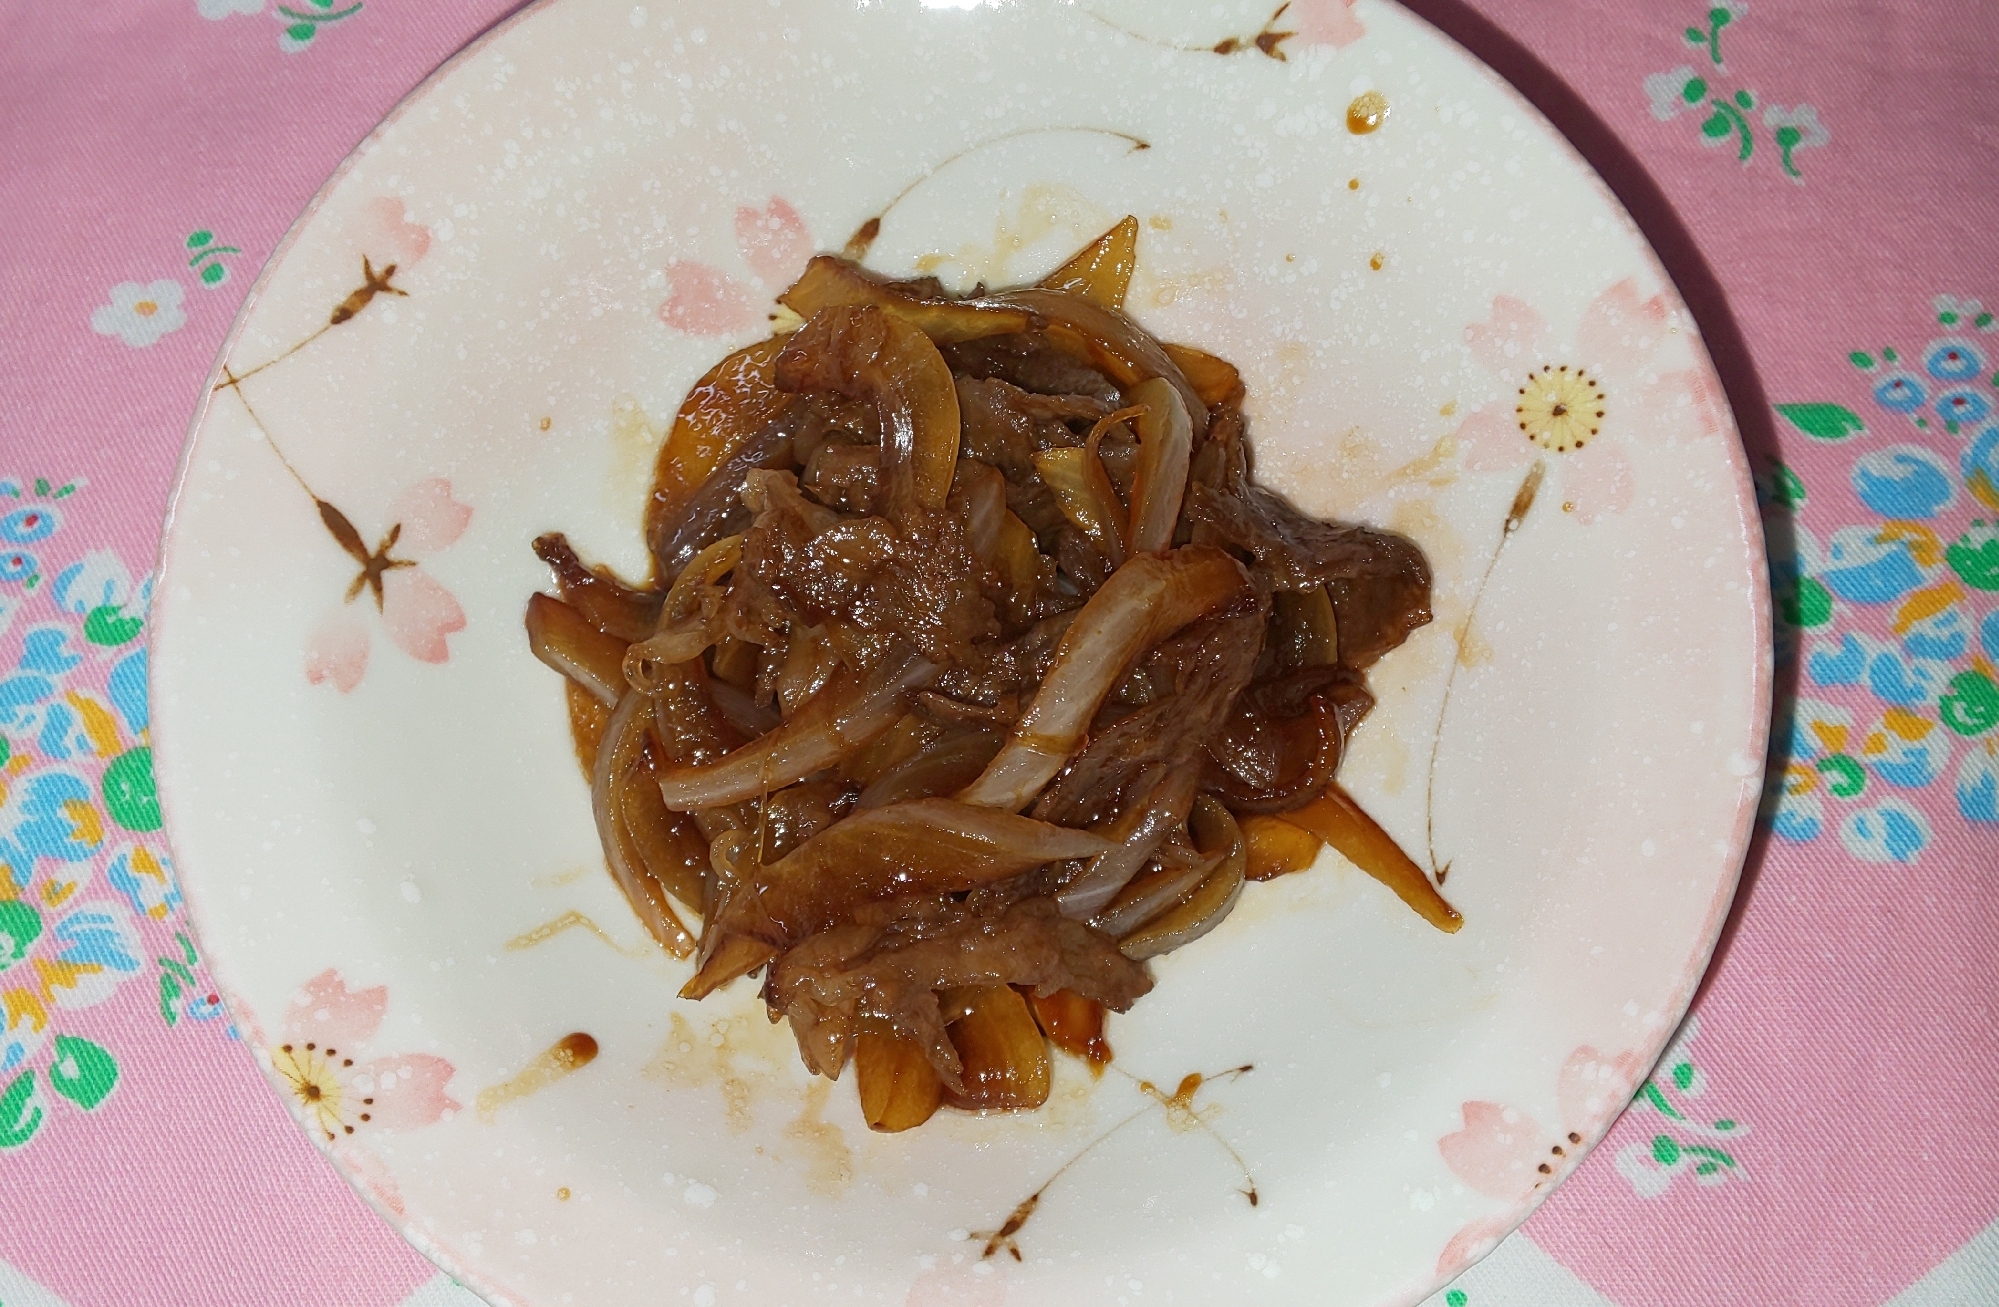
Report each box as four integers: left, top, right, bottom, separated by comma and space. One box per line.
151, 1, 1771, 1304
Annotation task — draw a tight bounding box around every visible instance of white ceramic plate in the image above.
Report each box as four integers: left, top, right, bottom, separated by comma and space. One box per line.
152, 1, 1770, 1303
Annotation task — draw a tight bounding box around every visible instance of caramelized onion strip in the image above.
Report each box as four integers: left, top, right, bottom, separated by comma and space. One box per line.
780, 255, 1035, 344
1282, 784, 1463, 932
686, 798, 1116, 993
655, 647, 939, 811
590, 691, 697, 956
1119, 796, 1246, 960
1125, 378, 1193, 555
976, 287, 1208, 438
1036, 216, 1139, 310
958, 547, 1253, 811
525, 592, 628, 708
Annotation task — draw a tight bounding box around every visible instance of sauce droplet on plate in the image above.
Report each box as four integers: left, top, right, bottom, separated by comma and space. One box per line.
1347, 90, 1389, 134
476, 1032, 600, 1121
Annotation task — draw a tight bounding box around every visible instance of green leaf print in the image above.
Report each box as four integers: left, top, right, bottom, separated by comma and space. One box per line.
1774, 403, 1865, 440
1771, 463, 1806, 509
1946, 531, 1999, 591
83, 602, 145, 646
0, 899, 43, 970
1816, 753, 1866, 797
0, 1068, 44, 1148
1939, 671, 1999, 737
1781, 575, 1834, 629
102, 746, 161, 832
49, 1035, 118, 1111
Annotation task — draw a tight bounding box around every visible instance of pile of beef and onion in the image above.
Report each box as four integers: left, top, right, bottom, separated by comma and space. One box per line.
526, 218, 1460, 1132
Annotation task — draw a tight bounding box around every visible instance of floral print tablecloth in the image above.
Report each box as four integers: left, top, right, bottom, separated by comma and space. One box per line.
0, 1, 1993, 1304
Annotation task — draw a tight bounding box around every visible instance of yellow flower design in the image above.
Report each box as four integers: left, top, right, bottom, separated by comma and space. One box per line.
1515, 364, 1606, 453
271, 1039, 375, 1141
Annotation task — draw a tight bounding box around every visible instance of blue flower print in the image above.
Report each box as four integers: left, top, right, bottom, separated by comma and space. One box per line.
1839, 798, 1929, 863
1983, 607, 1999, 662
49, 552, 130, 618
106, 843, 181, 922
107, 648, 148, 737
1851, 445, 1955, 519
1819, 525, 1932, 604
1959, 741, 1999, 824
1873, 372, 1928, 414
1923, 337, 1986, 382
45, 904, 143, 1007
1807, 631, 1867, 686
1963, 425, 1999, 500
1901, 601, 1969, 662
0, 627, 83, 735
0, 506, 59, 546
1866, 716, 1950, 788
1936, 389, 1992, 430
0, 770, 103, 892
1864, 643, 1951, 707
0, 549, 35, 584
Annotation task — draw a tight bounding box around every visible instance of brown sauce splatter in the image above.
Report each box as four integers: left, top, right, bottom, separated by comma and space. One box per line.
506, 909, 652, 959
1347, 90, 1390, 134
476, 1033, 599, 1121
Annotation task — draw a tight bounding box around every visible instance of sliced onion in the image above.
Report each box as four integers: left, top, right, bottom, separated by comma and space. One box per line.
857, 727, 1003, 809
1036, 215, 1139, 310
1054, 761, 1199, 920
1125, 378, 1192, 555
950, 460, 1009, 563
1160, 341, 1244, 408
644, 337, 790, 563
779, 254, 1034, 344
526, 592, 628, 708
975, 287, 1208, 438
1279, 784, 1462, 933
655, 646, 939, 811
590, 691, 697, 956
708, 678, 781, 737
958, 546, 1253, 812
775, 306, 962, 516
686, 798, 1116, 992
1033, 443, 1127, 568
1118, 798, 1246, 961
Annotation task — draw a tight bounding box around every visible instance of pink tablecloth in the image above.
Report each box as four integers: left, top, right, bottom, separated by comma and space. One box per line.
1, 2, 1994, 1305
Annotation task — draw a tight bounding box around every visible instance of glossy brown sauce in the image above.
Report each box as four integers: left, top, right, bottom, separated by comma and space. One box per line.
1346, 90, 1389, 134
476, 1032, 600, 1121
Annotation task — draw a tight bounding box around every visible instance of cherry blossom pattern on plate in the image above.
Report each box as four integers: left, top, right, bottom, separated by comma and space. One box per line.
1454, 280, 1726, 525
1612, 1015, 1750, 1196
89, 280, 186, 349
269, 968, 458, 1145
1083, 0, 1364, 61
1433, 1043, 1646, 1274
659, 197, 815, 335
303, 479, 473, 693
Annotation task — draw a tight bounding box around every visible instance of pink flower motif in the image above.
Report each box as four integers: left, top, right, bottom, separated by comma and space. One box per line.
1433, 1043, 1646, 1274
303, 478, 471, 693
659, 196, 814, 336
271, 968, 458, 1143
660, 260, 757, 335
1286, 0, 1365, 50
354, 196, 432, 270
1454, 280, 1726, 524
734, 197, 814, 287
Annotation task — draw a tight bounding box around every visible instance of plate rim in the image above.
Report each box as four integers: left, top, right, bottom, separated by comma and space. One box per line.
146, 0, 1777, 1302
